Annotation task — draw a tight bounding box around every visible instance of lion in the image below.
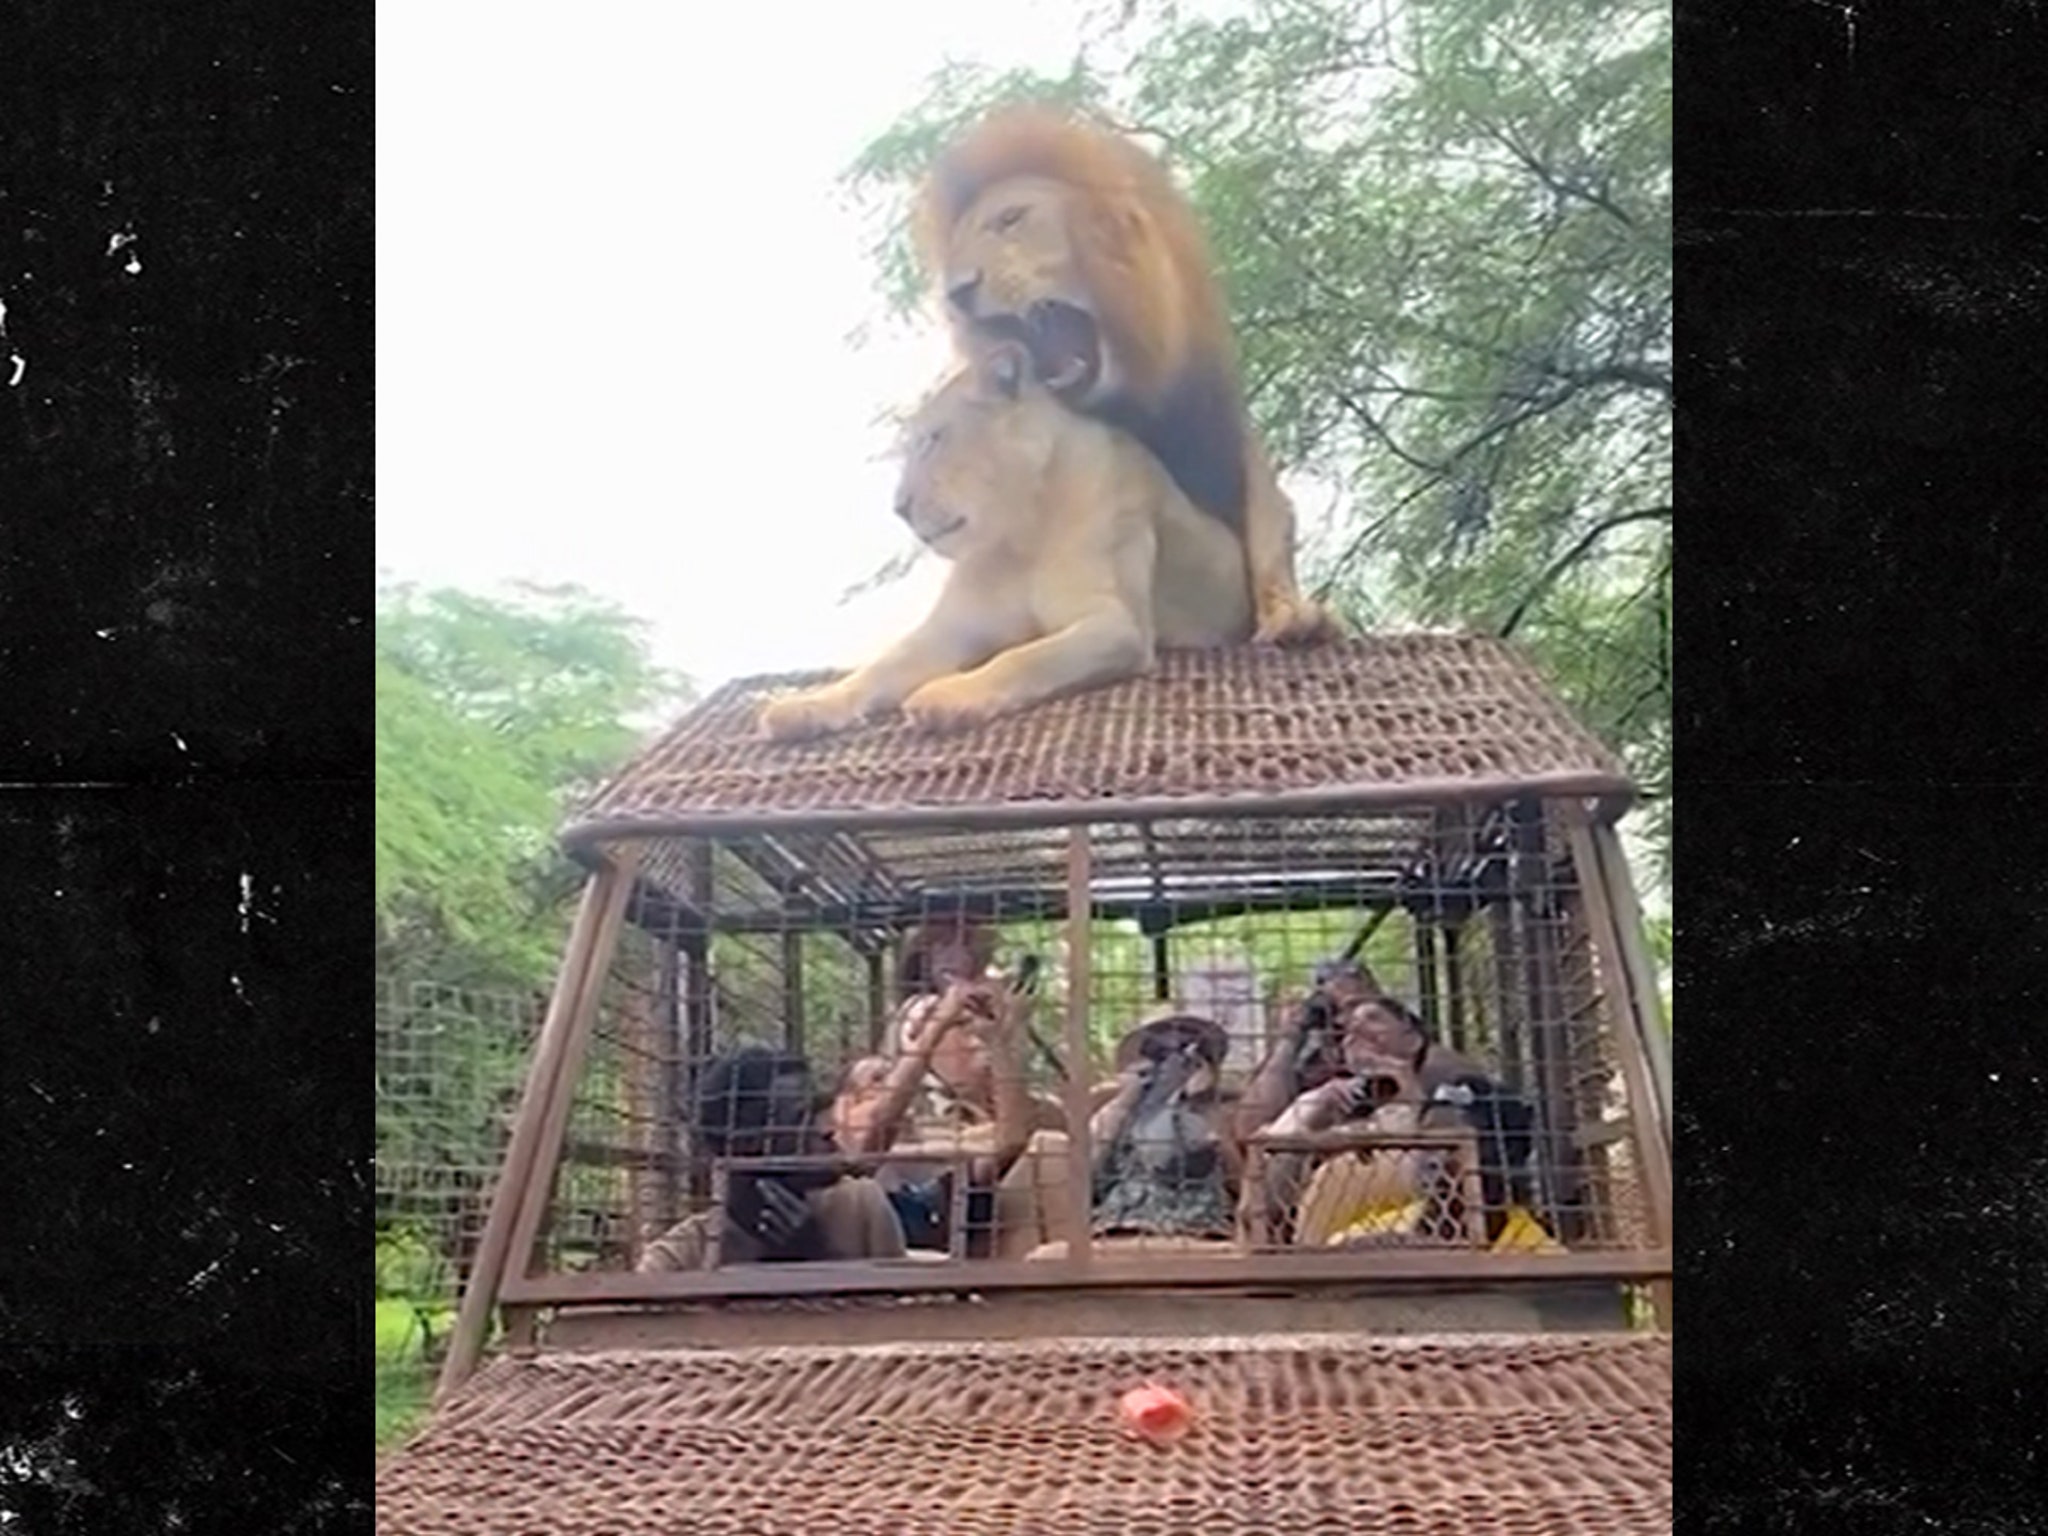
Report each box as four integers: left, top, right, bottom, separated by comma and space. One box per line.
757, 340, 1251, 741
913, 103, 1345, 648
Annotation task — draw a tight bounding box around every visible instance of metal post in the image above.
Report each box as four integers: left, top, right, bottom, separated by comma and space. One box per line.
780, 928, 806, 1054
865, 944, 887, 1052
499, 847, 645, 1319
1566, 812, 1673, 1328
1442, 922, 1469, 1052
1412, 919, 1441, 1034
655, 939, 683, 1231
436, 851, 637, 1402
1061, 827, 1096, 1272
1591, 822, 1673, 1137
683, 843, 715, 1207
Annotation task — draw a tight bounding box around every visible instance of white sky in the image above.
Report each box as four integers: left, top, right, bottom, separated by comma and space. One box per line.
377, 3, 1668, 919
377, 0, 1146, 689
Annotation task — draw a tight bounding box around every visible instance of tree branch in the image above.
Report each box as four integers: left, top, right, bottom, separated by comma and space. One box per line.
1559, 361, 1673, 402
1472, 116, 1638, 230
1328, 383, 1446, 475
1496, 506, 1673, 639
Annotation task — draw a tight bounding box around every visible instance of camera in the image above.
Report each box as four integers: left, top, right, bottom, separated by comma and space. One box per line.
724, 1161, 843, 1262
1343, 1070, 1405, 1118
1291, 985, 1342, 1075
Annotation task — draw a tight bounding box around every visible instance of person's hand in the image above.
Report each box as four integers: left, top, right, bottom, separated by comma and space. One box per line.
1285, 1074, 1363, 1132
963, 977, 1027, 1046
1342, 1050, 1419, 1108
1111, 1059, 1152, 1104
749, 1178, 818, 1253
896, 988, 969, 1059
1272, 991, 1313, 1043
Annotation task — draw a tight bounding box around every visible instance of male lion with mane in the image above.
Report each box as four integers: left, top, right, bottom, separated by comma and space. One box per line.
758, 341, 1251, 741
915, 103, 1344, 648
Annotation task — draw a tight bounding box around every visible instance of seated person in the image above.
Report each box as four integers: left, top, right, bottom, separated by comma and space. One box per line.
1082, 1013, 1242, 1249
637, 1047, 906, 1271
1234, 957, 1384, 1121
1240, 982, 1558, 1252
1259, 1043, 1454, 1246
894, 915, 999, 1003
829, 975, 1058, 1257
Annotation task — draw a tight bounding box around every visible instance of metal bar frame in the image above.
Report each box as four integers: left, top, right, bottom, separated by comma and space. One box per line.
498, 847, 646, 1303
499, 1246, 1670, 1306
1060, 826, 1096, 1271
1590, 822, 1673, 1138
462, 788, 1669, 1345
1563, 809, 1674, 1327
435, 851, 637, 1402
780, 928, 805, 1052
564, 772, 1630, 850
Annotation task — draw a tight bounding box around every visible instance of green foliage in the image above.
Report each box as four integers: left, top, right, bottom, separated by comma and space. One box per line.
1060, 907, 1421, 1064
845, 0, 1671, 880
375, 1225, 445, 1299
375, 582, 690, 1438
375, 1297, 447, 1452
375, 579, 693, 988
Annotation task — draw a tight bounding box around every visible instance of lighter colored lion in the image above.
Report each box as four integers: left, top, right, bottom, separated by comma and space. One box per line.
758, 341, 1251, 741
914, 104, 1344, 647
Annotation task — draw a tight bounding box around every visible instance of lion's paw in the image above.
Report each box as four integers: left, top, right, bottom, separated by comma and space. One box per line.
759, 687, 864, 742
1253, 593, 1347, 648
901, 674, 1001, 734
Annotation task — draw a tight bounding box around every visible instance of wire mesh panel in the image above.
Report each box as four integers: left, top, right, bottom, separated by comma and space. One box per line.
380, 1334, 1674, 1536
516, 794, 1662, 1292
375, 980, 539, 1322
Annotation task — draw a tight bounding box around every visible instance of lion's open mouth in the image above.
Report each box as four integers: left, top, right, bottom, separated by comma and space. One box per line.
969, 301, 1102, 397
1024, 300, 1102, 395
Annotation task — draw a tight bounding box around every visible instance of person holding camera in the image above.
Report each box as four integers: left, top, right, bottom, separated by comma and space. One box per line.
1235, 966, 1555, 1250
1231, 958, 1388, 1147
829, 972, 1057, 1258
1083, 1012, 1242, 1246
635, 1047, 907, 1271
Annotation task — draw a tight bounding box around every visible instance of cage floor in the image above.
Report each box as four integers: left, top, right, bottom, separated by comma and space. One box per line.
377, 1331, 1670, 1536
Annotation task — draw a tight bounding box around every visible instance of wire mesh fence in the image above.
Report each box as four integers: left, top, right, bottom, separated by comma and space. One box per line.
375, 977, 540, 1415
520, 798, 1659, 1289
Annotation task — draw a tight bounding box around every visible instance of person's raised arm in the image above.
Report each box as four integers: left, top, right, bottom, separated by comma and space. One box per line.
1234, 994, 1310, 1144
1088, 1063, 1148, 1177
841, 987, 971, 1155
967, 980, 1037, 1187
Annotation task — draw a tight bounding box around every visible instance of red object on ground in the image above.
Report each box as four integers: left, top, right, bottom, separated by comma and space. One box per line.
1118, 1382, 1193, 1444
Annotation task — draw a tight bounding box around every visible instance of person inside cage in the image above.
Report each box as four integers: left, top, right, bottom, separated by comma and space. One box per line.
894, 915, 1001, 1002
1237, 979, 1561, 1253
828, 972, 1064, 1258
884, 929, 1070, 1137
1082, 1011, 1244, 1247
636, 1046, 907, 1271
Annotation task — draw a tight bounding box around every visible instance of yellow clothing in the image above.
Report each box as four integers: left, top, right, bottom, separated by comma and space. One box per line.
1299, 1153, 1566, 1253
1488, 1206, 1565, 1254
1326, 1199, 1429, 1245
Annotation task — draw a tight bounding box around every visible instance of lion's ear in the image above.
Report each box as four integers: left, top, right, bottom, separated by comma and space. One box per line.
983, 341, 1031, 400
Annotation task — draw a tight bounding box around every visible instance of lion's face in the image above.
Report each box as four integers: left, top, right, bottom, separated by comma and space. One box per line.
892, 346, 1055, 560
940, 177, 1107, 399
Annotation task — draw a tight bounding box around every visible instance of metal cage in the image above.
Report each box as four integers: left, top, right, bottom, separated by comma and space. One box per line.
437, 637, 1671, 1396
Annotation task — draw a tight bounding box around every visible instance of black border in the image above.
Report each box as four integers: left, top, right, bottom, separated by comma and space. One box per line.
1678, 1, 2048, 1528
3, 0, 2046, 1526
2, 0, 372, 1526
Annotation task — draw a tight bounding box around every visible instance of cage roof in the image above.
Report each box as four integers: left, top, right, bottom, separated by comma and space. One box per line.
376, 1332, 1672, 1535
565, 634, 1632, 849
